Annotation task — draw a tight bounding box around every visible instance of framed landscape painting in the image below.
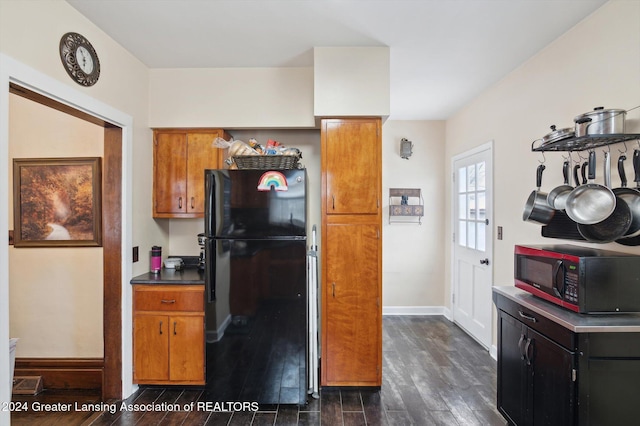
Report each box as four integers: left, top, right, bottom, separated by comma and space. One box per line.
13, 157, 102, 247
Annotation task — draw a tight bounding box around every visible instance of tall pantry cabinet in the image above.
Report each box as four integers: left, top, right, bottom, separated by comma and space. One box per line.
321, 118, 383, 387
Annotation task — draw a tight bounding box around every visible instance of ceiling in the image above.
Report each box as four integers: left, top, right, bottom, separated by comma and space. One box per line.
66, 0, 607, 120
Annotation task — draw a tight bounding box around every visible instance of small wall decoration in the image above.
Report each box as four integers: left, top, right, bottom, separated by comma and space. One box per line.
13, 157, 102, 247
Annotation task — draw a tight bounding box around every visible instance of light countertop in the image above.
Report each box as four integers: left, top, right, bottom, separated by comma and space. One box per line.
493, 286, 640, 333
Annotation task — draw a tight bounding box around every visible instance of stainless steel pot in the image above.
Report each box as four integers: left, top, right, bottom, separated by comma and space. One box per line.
574, 107, 626, 137
523, 164, 555, 224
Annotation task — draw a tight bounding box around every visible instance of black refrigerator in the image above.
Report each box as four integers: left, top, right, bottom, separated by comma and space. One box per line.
203, 168, 307, 405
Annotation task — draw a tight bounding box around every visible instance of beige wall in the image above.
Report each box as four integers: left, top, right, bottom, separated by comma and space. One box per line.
149, 68, 315, 128
445, 1, 640, 346
9, 93, 104, 357
382, 120, 447, 309
0, 0, 160, 277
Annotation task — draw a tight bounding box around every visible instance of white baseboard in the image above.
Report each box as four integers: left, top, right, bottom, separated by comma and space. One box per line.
382, 306, 447, 316
206, 314, 231, 343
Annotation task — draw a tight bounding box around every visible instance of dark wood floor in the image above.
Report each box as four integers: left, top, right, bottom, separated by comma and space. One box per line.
10, 316, 506, 425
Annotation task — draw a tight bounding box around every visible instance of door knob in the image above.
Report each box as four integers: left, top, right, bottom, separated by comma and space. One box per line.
480, 258, 490, 265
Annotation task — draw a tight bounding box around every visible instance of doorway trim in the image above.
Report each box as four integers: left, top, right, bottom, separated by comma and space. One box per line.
0, 53, 133, 416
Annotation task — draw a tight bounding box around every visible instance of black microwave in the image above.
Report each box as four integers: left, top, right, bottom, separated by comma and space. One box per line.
514, 244, 640, 314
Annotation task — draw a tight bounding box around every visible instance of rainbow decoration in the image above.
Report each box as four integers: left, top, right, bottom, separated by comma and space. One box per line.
257, 171, 289, 192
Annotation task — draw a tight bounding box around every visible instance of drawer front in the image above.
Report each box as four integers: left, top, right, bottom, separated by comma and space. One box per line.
134, 285, 204, 312
495, 293, 575, 350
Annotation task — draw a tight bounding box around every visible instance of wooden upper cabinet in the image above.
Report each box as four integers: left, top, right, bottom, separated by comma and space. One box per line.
153, 129, 229, 218
322, 118, 381, 215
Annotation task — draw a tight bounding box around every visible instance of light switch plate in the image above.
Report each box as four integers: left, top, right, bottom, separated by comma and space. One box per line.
133, 246, 139, 262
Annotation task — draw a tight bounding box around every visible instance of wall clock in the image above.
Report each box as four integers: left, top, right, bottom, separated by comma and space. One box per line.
59, 32, 100, 87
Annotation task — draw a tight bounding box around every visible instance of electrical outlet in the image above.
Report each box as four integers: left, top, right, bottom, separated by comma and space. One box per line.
133, 246, 139, 262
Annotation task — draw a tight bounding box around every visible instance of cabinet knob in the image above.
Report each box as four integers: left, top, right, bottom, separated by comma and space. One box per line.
159, 321, 163, 335
178, 197, 183, 209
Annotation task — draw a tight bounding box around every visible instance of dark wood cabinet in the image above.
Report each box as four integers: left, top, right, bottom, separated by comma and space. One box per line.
497, 310, 575, 426
495, 288, 640, 426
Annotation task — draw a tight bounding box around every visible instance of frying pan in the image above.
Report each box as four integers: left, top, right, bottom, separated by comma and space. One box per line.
613, 153, 640, 236
565, 151, 616, 225
576, 151, 631, 243
547, 160, 573, 210
523, 164, 555, 224
617, 149, 640, 245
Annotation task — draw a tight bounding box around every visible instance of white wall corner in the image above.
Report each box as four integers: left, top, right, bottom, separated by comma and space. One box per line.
313, 46, 390, 117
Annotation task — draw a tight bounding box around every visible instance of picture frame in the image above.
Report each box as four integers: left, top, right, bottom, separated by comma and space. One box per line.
13, 157, 102, 247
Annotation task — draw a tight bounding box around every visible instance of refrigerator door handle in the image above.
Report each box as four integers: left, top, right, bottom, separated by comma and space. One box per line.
204, 237, 216, 302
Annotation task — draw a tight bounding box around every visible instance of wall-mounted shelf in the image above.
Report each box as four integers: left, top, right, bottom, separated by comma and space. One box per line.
389, 188, 424, 224
531, 134, 640, 152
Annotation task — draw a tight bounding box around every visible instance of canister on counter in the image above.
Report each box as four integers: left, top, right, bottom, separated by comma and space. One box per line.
150, 246, 162, 273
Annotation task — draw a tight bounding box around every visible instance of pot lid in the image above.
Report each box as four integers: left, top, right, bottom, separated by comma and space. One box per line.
541, 125, 575, 145
574, 106, 627, 121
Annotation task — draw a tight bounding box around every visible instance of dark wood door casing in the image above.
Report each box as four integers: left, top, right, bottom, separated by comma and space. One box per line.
10, 83, 123, 400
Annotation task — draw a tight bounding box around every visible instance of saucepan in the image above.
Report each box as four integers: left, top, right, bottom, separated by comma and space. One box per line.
576, 151, 632, 243
523, 164, 555, 224
565, 151, 616, 225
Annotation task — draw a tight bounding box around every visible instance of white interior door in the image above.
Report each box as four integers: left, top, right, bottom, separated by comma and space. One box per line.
452, 142, 493, 349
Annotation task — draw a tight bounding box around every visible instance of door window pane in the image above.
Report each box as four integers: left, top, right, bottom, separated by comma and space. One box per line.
468, 193, 476, 220
459, 220, 467, 246
467, 165, 476, 191
458, 167, 466, 192
477, 161, 486, 190
477, 192, 486, 220
459, 194, 467, 220
467, 221, 476, 248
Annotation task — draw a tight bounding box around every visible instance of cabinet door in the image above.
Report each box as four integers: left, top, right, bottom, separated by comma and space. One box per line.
497, 311, 528, 426
186, 132, 221, 214
154, 132, 187, 215
324, 222, 381, 385
528, 328, 575, 426
169, 315, 205, 382
133, 314, 169, 381
323, 119, 380, 215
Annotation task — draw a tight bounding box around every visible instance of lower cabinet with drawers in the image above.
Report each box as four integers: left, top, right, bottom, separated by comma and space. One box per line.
133, 284, 205, 385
